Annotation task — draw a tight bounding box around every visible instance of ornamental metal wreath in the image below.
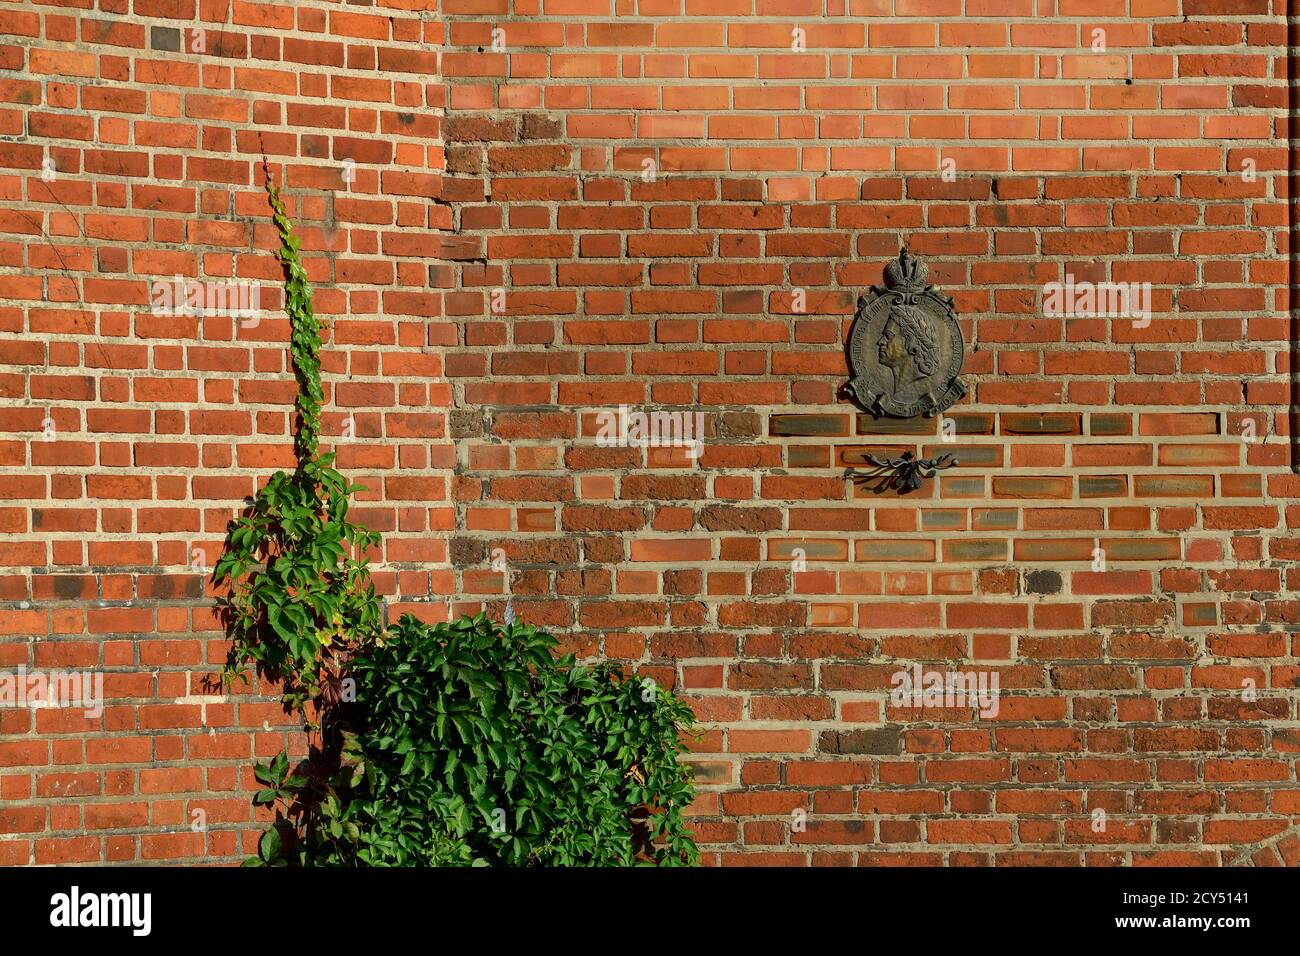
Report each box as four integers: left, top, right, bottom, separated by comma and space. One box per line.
858, 450, 960, 494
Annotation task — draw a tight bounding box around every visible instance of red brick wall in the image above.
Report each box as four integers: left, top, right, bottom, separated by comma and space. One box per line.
2, 0, 1299, 866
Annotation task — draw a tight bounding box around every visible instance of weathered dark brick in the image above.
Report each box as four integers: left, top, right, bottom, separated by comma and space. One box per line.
819, 728, 903, 756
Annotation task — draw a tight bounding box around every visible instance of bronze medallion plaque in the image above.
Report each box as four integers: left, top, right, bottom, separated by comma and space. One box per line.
845, 249, 967, 419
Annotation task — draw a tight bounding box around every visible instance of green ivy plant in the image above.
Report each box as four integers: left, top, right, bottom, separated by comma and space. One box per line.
218, 170, 698, 867
214, 172, 383, 714
253, 615, 698, 867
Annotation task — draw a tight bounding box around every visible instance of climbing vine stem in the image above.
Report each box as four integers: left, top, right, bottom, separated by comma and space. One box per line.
213, 168, 382, 716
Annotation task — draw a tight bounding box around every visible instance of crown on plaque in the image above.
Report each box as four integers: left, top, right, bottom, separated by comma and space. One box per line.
882, 247, 929, 292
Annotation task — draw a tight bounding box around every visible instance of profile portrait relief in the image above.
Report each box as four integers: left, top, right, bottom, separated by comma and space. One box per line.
877, 301, 940, 393
844, 248, 967, 419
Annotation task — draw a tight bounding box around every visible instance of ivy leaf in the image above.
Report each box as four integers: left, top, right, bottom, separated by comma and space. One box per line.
259, 828, 282, 862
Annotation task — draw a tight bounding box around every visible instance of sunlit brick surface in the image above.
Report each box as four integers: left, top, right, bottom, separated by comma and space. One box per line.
0, 0, 1296, 865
